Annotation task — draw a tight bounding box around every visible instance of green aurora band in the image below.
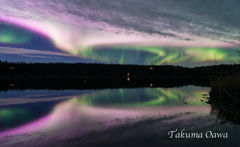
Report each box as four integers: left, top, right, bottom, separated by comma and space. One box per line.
74, 46, 240, 66
0, 25, 32, 44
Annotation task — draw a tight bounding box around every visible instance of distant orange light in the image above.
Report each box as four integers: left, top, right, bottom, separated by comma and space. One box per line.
10, 84, 14, 87
127, 73, 130, 76
10, 67, 14, 69
84, 80, 86, 82
149, 67, 153, 70
127, 78, 130, 81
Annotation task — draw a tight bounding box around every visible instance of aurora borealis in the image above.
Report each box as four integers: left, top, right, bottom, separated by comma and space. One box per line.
0, 0, 240, 66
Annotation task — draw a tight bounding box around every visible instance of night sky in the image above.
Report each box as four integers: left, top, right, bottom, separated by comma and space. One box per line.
0, 0, 240, 66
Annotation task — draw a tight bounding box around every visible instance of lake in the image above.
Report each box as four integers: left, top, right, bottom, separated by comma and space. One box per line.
0, 82, 240, 147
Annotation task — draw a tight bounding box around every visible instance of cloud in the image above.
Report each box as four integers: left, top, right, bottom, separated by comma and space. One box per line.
1, 0, 239, 41
22, 55, 58, 58
0, 46, 74, 57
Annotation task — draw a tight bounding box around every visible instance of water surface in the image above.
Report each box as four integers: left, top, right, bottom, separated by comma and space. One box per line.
0, 85, 239, 147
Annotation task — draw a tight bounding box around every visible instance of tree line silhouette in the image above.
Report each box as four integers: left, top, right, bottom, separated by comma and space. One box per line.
1, 60, 240, 77
0, 77, 210, 92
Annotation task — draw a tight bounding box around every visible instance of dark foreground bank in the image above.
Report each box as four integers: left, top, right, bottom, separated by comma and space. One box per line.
208, 70, 240, 125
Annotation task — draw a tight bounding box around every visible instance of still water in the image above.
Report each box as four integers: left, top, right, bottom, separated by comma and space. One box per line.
0, 86, 240, 147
